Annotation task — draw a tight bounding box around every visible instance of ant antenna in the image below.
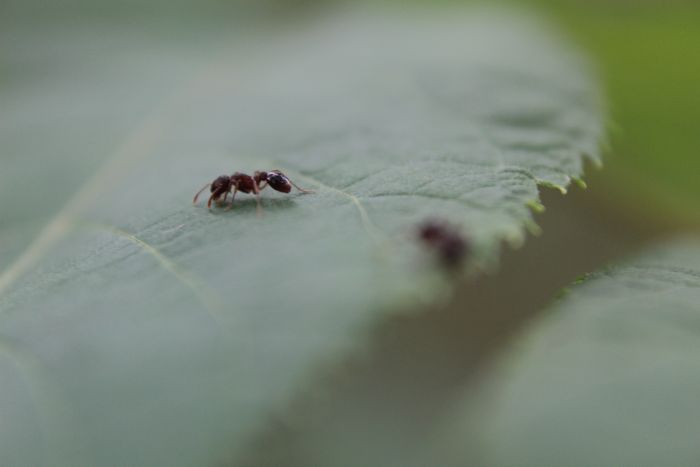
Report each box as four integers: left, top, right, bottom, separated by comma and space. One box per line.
290, 180, 315, 194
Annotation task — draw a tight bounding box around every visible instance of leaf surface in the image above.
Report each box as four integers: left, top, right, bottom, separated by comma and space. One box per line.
0, 8, 602, 466
441, 239, 700, 467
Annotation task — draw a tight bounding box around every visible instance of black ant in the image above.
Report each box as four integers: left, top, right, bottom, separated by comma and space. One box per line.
193, 170, 313, 210
417, 219, 470, 269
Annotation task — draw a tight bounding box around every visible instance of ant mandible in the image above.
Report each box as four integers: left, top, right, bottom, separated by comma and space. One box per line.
193, 170, 314, 211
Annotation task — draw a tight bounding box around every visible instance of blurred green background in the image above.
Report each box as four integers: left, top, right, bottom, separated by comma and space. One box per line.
533, 0, 700, 227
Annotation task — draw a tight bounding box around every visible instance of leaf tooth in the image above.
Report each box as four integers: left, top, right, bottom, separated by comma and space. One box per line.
526, 200, 546, 214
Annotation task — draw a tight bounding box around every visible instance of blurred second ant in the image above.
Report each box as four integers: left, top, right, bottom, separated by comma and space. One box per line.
417, 218, 470, 269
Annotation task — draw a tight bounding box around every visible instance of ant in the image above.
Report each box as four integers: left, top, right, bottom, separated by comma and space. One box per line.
193, 170, 314, 211
417, 218, 470, 269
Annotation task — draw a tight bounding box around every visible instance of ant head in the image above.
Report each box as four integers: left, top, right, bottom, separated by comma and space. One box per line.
267, 170, 292, 193
211, 175, 231, 192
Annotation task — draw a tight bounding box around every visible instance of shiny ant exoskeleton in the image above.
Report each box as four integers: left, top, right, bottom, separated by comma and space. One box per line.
253, 170, 314, 195
193, 170, 313, 210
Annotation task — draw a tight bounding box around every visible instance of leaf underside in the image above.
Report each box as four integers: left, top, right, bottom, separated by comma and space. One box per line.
441, 239, 700, 467
0, 8, 602, 466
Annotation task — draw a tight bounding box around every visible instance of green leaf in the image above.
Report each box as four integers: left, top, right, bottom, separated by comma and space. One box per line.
0, 8, 602, 466
440, 239, 700, 467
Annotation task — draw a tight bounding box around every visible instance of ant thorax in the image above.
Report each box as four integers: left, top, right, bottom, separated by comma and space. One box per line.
231, 173, 256, 194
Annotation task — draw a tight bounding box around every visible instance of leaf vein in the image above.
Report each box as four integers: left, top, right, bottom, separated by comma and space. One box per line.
84, 222, 226, 323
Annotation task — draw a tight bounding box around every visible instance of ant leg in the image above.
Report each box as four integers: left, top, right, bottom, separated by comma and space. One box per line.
193, 183, 211, 204
207, 192, 221, 209
213, 190, 230, 208
257, 181, 268, 191
223, 187, 239, 212
253, 180, 263, 217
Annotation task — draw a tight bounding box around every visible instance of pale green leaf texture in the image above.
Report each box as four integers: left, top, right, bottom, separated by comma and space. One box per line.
441, 239, 700, 467
0, 9, 602, 466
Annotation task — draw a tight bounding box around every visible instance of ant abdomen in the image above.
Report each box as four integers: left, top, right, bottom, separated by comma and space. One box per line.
211, 175, 231, 193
